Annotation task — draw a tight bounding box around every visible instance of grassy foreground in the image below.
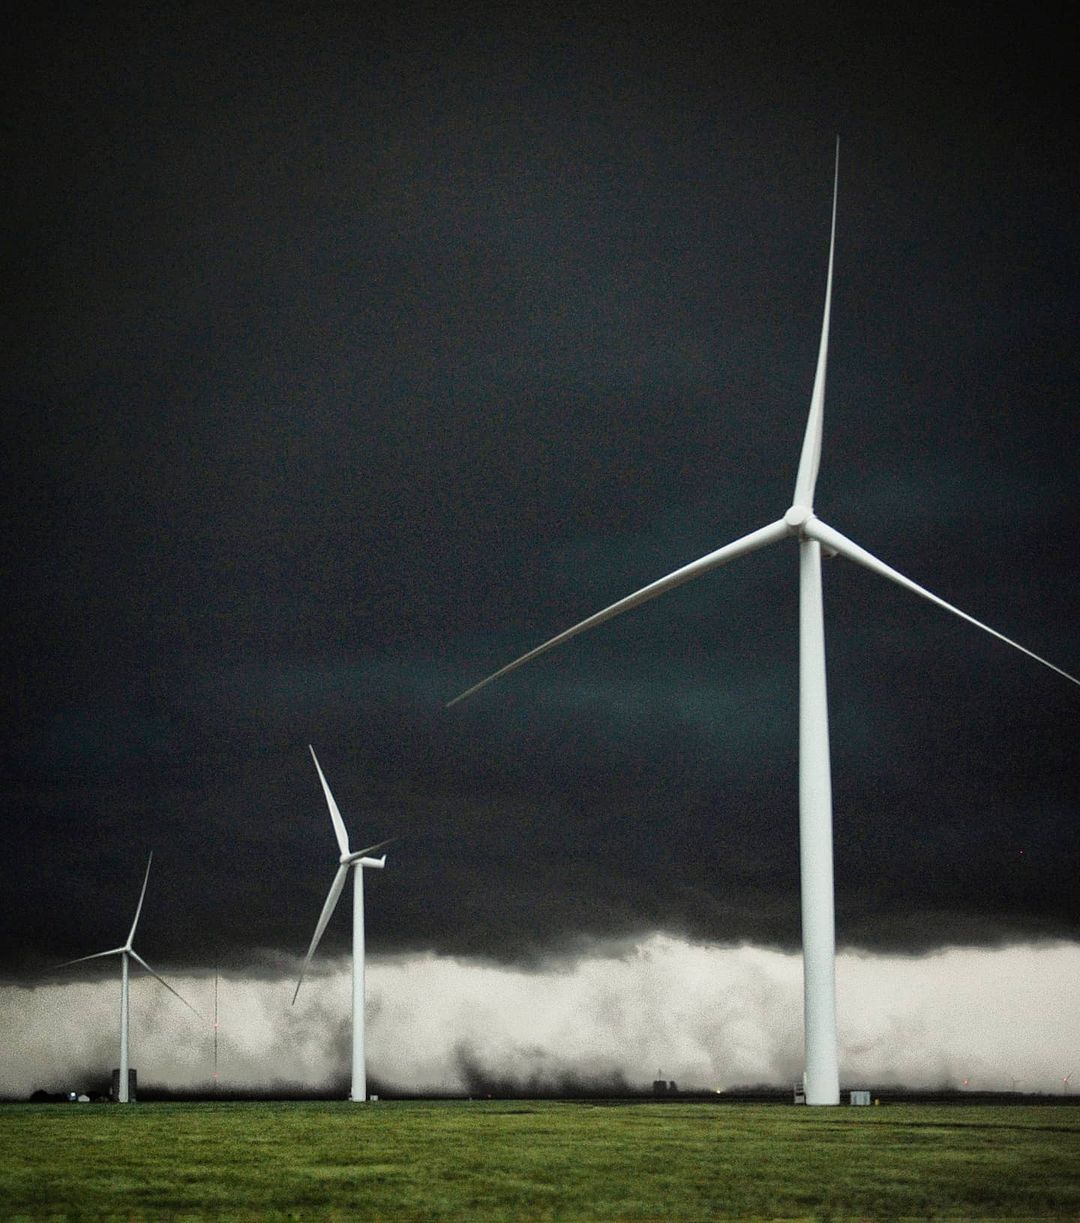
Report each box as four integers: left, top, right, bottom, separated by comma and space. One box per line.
1, 1100, 1079, 1220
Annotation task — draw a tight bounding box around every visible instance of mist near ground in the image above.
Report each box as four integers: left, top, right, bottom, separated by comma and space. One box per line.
4, 934, 1076, 1100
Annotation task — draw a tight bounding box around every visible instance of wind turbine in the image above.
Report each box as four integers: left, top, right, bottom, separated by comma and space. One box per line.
56, 853, 202, 1103
292, 745, 393, 1102
447, 141, 1080, 1105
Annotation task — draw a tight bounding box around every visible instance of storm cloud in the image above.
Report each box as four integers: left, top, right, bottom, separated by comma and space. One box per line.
4, 0, 1078, 1095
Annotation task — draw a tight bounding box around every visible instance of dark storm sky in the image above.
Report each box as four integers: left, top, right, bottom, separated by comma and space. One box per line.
4, 3, 1078, 978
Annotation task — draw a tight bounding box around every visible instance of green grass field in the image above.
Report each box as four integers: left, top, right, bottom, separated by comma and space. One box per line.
2, 1100, 1078, 1220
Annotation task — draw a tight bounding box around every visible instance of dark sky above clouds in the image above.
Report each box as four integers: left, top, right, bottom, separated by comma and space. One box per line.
4, 3, 1078, 979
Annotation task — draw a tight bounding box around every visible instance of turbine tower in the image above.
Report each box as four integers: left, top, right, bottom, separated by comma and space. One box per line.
448, 141, 1079, 1105
56, 853, 202, 1103
293, 746, 393, 1102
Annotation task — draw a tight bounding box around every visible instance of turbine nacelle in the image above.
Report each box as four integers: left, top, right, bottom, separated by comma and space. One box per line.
784, 505, 812, 534
340, 840, 395, 868
785, 506, 837, 556
339, 852, 388, 869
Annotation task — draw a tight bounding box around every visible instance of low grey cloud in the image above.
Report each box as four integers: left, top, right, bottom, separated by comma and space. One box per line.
4, 936, 1077, 1099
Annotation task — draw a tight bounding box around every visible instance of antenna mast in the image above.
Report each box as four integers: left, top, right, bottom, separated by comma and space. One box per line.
212, 971, 219, 1091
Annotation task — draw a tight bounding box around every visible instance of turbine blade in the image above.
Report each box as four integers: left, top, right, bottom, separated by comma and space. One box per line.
309, 746, 350, 858
126, 852, 154, 947
292, 864, 350, 1004
53, 947, 124, 970
805, 517, 1080, 688
447, 519, 790, 706
793, 137, 839, 511
128, 950, 204, 1019
350, 837, 397, 860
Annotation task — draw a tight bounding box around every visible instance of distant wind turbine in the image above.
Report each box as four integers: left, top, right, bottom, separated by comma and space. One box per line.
448, 140, 1080, 1105
292, 746, 394, 1102
56, 853, 202, 1102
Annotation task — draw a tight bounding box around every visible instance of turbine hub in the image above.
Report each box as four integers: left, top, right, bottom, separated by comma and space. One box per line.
784, 504, 811, 534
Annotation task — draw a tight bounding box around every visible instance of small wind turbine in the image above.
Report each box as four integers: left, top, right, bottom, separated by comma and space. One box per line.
292, 746, 394, 1102
1063, 1071, 1073, 1095
448, 140, 1080, 1105
56, 853, 201, 1102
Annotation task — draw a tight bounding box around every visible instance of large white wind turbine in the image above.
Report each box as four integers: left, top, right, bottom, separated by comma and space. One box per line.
448, 141, 1080, 1105
56, 853, 202, 1102
293, 746, 393, 1102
